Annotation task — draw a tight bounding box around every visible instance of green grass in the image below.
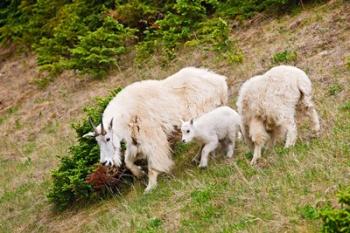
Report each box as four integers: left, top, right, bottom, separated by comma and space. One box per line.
33, 76, 55, 89
328, 83, 343, 96
340, 101, 350, 111
3, 97, 345, 232
272, 50, 297, 64
0, 131, 75, 233
346, 56, 350, 69
0, 2, 349, 232
1, 84, 348, 232
0, 105, 19, 126
298, 204, 319, 220
72, 89, 350, 233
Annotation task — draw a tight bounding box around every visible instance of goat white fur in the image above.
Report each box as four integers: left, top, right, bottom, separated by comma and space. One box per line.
181, 106, 241, 168
101, 67, 228, 192
236, 65, 320, 165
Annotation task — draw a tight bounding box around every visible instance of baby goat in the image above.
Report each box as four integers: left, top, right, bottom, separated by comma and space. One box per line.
181, 106, 241, 168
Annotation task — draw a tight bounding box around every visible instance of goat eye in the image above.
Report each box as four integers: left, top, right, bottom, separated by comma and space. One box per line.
106, 138, 110, 142
186, 130, 190, 133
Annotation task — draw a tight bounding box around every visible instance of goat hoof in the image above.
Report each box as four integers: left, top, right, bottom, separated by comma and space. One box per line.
144, 185, 156, 193
250, 159, 257, 166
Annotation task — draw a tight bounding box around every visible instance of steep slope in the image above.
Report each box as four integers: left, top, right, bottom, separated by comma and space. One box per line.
0, 1, 349, 232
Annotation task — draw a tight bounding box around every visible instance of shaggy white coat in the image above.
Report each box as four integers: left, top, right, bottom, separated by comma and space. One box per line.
97, 67, 228, 192
181, 106, 241, 168
236, 65, 320, 165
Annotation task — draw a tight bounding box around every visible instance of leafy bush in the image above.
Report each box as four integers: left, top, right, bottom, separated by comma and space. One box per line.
218, 0, 299, 19
1, 0, 313, 78
0, 0, 74, 47
68, 17, 136, 78
196, 17, 243, 63
320, 186, 350, 233
298, 204, 319, 220
35, 10, 89, 77
112, 0, 159, 30
272, 50, 297, 64
136, 2, 242, 63
134, 0, 212, 59
47, 88, 122, 210
33, 0, 129, 78
0, 0, 31, 45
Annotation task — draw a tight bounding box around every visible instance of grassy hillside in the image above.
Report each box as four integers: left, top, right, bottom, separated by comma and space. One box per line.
0, 1, 349, 232
0, 0, 300, 79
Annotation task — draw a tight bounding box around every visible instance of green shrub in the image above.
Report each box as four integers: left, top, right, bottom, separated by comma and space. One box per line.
298, 204, 319, 220
0, 2, 39, 50
153, 0, 219, 49
68, 17, 136, 78
112, 0, 159, 30
218, 0, 298, 19
196, 17, 229, 50
153, 0, 217, 51
197, 17, 243, 63
320, 186, 350, 232
34, 1, 125, 78
0, 0, 29, 45
1, 0, 314, 79
0, 0, 74, 47
47, 88, 122, 210
272, 50, 297, 64
34, 11, 88, 76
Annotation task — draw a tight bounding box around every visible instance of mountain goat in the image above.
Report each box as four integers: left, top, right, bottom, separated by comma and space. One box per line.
83, 67, 228, 192
181, 106, 241, 168
236, 65, 320, 165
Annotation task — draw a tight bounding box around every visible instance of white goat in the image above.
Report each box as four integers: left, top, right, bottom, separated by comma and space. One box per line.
181, 106, 241, 168
83, 67, 228, 192
236, 65, 321, 165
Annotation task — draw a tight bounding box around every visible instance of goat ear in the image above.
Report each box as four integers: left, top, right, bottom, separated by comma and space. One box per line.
190, 119, 194, 125
109, 118, 113, 129
180, 119, 185, 125
82, 131, 96, 138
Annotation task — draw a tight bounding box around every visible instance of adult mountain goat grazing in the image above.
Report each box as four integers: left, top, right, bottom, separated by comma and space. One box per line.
236, 65, 320, 165
83, 67, 228, 192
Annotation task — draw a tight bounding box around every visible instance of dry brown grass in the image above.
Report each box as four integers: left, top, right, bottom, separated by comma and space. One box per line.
0, 1, 349, 232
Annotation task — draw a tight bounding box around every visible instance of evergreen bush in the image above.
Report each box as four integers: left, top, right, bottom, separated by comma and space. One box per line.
320, 187, 350, 233
0, 0, 310, 78
47, 88, 122, 210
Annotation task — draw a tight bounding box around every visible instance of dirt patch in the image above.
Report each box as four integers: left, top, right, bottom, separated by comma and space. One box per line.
0, 54, 37, 113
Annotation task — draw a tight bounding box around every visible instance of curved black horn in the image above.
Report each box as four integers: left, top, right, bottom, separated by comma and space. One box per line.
109, 117, 113, 129
100, 114, 106, 135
